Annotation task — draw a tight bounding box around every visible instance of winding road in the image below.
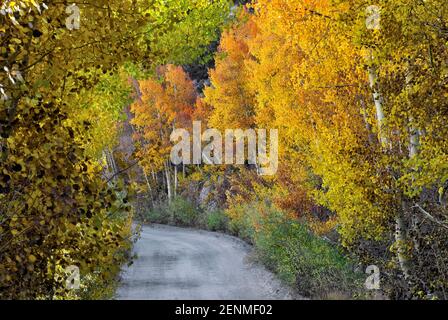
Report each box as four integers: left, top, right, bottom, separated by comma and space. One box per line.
115, 225, 295, 300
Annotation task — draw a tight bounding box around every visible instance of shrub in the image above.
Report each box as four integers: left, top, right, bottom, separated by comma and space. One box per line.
146, 204, 170, 224
205, 209, 228, 231
169, 196, 198, 226
139, 196, 198, 227
225, 201, 363, 299
226, 202, 258, 242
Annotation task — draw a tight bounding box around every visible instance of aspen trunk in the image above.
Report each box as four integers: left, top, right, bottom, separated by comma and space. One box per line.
404, 65, 421, 291
165, 161, 172, 204
358, 95, 377, 145
111, 151, 119, 177
396, 203, 412, 281
104, 150, 112, 176
407, 68, 420, 159
409, 125, 420, 158
368, 58, 412, 286
174, 165, 178, 197
368, 63, 388, 146
104, 149, 118, 181
143, 171, 154, 207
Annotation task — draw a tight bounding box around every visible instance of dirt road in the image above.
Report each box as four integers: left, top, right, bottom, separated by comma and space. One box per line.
115, 225, 295, 300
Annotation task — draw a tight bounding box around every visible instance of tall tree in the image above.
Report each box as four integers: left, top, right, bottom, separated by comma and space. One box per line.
131, 65, 196, 201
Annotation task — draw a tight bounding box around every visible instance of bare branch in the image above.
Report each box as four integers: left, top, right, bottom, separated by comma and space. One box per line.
413, 203, 448, 230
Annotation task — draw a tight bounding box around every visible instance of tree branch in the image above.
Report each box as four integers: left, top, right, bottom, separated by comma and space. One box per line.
106, 160, 139, 184
413, 203, 448, 230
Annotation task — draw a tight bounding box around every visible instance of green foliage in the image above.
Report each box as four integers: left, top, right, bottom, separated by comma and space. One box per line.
141, 197, 198, 227
169, 196, 198, 226
205, 209, 228, 231
145, 0, 232, 65
141, 203, 170, 225
77, 70, 133, 158
226, 201, 363, 299
226, 202, 258, 243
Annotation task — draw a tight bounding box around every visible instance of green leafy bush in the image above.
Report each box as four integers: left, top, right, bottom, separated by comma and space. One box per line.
144, 204, 170, 225
226, 201, 363, 298
169, 196, 198, 226
141, 197, 198, 227
205, 209, 228, 231
226, 202, 259, 243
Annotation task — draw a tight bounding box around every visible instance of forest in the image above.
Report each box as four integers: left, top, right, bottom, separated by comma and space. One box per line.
1, 0, 447, 300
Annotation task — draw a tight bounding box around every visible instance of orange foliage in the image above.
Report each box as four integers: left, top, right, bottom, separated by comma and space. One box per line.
204, 12, 259, 131
131, 65, 197, 171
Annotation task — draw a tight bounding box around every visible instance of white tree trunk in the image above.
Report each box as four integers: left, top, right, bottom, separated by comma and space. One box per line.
406, 69, 420, 159
143, 171, 154, 207
358, 95, 377, 145
165, 161, 172, 204
104, 149, 118, 181
174, 165, 178, 197
409, 126, 420, 158
397, 203, 412, 281
368, 56, 412, 285
368, 63, 388, 147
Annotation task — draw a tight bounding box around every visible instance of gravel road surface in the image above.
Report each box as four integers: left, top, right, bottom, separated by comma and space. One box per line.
115, 224, 296, 300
